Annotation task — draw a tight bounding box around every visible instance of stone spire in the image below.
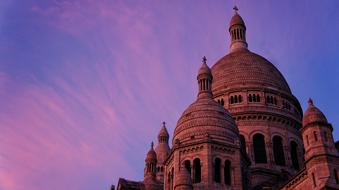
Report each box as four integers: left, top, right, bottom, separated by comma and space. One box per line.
157, 121, 169, 144
197, 56, 213, 99
229, 6, 248, 52
155, 122, 171, 182
144, 142, 157, 183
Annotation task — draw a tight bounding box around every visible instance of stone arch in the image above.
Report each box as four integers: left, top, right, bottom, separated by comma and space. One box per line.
240, 134, 247, 153
224, 160, 231, 185
290, 141, 300, 171
184, 160, 191, 175
193, 158, 201, 183
214, 157, 221, 183
334, 169, 339, 184
272, 135, 286, 166
253, 133, 267, 163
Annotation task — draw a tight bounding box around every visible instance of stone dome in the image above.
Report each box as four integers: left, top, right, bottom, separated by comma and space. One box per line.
198, 62, 211, 76
303, 99, 328, 126
158, 125, 169, 138
173, 96, 238, 145
145, 142, 157, 163
211, 49, 292, 95
229, 13, 245, 28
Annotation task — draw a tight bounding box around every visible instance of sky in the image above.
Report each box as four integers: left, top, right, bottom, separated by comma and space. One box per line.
0, 0, 338, 190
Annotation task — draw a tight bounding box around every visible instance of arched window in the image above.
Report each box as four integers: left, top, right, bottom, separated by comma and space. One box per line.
249, 94, 252, 102
273, 136, 285, 166
221, 99, 224, 106
224, 160, 231, 185
314, 131, 318, 141
193, 158, 201, 183
306, 135, 309, 145
253, 94, 257, 102
253, 134, 267, 163
167, 172, 171, 190
334, 169, 339, 184
185, 160, 191, 174
256, 94, 260, 102
239, 95, 242, 103
230, 96, 234, 104
214, 158, 221, 183
290, 141, 300, 171
240, 135, 246, 153
235, 95, 238, 103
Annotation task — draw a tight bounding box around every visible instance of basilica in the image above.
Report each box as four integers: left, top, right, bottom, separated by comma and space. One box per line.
114, 8, 339, 190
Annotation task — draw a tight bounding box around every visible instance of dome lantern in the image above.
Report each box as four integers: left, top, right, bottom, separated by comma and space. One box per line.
229, 6, 248, 52
197, 56, 213, 99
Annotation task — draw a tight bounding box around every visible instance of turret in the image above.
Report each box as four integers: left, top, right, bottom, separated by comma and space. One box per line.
155, 122, 170, 181
144, 142, 157, 183
301, 98, 339, 189
301, 98, 337, 161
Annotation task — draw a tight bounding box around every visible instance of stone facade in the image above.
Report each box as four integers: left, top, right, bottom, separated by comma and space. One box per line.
115, 9, 339, 190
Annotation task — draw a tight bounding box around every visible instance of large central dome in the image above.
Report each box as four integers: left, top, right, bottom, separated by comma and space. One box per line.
211, 49, 292, 96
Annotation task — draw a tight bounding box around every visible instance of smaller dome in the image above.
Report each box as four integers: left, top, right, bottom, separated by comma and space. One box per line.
229, 13, 245, 28
198, 57, 212, 77
146, 142, 157, 163
303, 98, 328, 126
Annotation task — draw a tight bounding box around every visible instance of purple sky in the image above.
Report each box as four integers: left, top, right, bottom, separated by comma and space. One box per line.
0, 1, 338, 189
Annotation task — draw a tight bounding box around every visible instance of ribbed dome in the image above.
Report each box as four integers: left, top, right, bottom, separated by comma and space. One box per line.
211, 49, 292, 95
173, 96, 238, 145
229, 13, 245, 28
198, 62, 211, 76
303, 99, 328, 126
158, 125, 169, 138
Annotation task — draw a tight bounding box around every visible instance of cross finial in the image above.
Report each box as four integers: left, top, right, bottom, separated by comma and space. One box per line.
202, 56, 207, 64
162, 121, 166, 127
308, 98, 314, 106
151, 141, 154, 149
233, 6, 239, 14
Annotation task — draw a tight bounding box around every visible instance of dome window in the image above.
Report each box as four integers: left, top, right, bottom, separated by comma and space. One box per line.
224, 160, 231, 185
290, 141, 300, 171
249, 94, 260, 102
253, 133, 267, 163
184, 160, 191, 174
273, 136, 286, 166
214, 158, 221, 183
193, 158, 201, 183
229, 95, 242, 104
266, 96, 278, 105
